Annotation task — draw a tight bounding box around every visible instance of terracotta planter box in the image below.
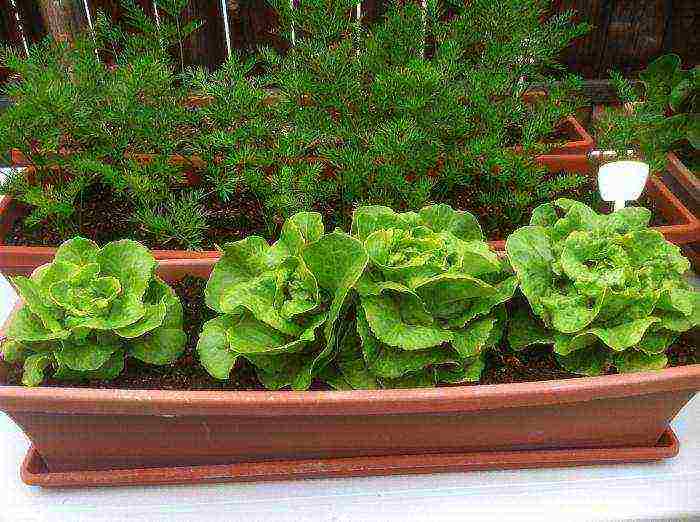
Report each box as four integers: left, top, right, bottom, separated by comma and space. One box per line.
0, 259, 698, 487
1, 141, 697, 276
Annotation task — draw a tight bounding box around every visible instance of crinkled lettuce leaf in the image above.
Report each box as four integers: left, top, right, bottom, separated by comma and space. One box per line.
3, 237, 185, 386
506, 199, 698, 375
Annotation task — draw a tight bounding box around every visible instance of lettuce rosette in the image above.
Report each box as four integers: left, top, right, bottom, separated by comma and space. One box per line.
506, 199, 699, 375
197, 212, 368, 390
1, 238, 186, 386
330, 204, 517, 389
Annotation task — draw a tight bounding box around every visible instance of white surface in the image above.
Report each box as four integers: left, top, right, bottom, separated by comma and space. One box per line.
0, 276, 699, 521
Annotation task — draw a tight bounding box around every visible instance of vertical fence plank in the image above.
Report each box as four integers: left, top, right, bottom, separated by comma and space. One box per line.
598, 0, 668, 76
663, 0, 699, 68
36, 0, 89, 40
178, 0, 226, 70
87, 0, 153, 23
551, 0, 610, 78
0, 0, 24, 82
14, 0, 48, 44
231, 0, 285, 54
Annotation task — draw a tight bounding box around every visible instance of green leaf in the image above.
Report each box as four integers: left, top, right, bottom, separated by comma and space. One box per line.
49, 275, 122, 317
351, 205, 417, 241
553, 331, 597, 356
55, 334, 121, 371
5, 307, 70, 342
614, 349, 667, 373
53, 237, 100, 267
382, 370, 436, 388
588, 317, 661, 351
53, 350, 125, 381
452, 316, 497, 358
505, 225, 554, 317
508, 308, 554, 350
447, 276, 518, 328
21, 353, 54, 387
10, 276, 63, 332
417, 204, 483, 241
357, 308, 456, 379
415, 273, 496, 316
115, 277, 178, 338
130, 327, 186, 365
267, 212, 324, 262
556, 346, 611, 376
640, 54, 682, 86
204, 236, 271, 313
197, 316, 239, 380
435, 354, 485, 383
220, 272, 300, 335
357, 275, 433, 325
361, 294, 453, 350
335, 325, 378, 389
541, 290, 604, 333
1, 340, 29, 364
636, 328, 677, 355
300, 230, 369, 383
60, 240, 157, 331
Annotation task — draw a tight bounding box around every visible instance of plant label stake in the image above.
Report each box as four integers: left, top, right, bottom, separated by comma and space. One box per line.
598, 159, 650, 212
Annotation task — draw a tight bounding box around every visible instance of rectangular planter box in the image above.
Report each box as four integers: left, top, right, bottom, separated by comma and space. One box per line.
0, 259, 698, 486
0, 122, 694, 276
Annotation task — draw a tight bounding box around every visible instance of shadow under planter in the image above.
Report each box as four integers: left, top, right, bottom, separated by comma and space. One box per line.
0, 258, 698, 487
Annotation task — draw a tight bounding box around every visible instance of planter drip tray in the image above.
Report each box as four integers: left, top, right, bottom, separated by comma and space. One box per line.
21, 428, 679, 488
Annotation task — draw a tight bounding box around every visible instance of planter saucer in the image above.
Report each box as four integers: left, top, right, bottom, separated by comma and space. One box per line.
20, 428, 679, 488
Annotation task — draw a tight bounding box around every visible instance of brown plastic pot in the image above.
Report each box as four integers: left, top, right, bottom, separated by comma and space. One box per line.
0, 258, 698, 486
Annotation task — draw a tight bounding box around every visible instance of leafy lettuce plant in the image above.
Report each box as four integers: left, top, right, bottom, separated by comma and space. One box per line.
331, 204, 517, 389
506, 199, 699, 375
197, 212, 368, 390
1, 238, 186, 386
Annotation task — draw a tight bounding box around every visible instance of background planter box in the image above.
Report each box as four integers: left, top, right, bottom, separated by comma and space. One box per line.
0, 259, 698, 487
2, 151, 698, 276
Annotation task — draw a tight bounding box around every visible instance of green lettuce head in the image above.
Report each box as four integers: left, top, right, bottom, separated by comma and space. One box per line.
1, 238, 186, 386
334, 204, 517, 389
197, 212, 368, 390
506, 199, 699, 375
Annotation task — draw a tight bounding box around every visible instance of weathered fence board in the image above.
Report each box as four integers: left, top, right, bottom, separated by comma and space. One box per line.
1, 0, 698, 76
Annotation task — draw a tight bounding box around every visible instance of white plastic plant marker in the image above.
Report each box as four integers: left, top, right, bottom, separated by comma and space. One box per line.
597, 160, 650, 212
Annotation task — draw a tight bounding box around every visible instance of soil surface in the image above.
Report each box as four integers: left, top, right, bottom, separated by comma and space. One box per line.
5, 171, 670, 249
1, 278, 696, 390
5, 183, 271, 250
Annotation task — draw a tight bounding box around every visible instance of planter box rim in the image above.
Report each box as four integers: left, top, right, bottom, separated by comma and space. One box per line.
1, 361, 698, 417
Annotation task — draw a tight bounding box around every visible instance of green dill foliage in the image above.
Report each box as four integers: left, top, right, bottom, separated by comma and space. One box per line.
233, 0, 591, 232
0, 1, 205, 247
595, 55, 699, 172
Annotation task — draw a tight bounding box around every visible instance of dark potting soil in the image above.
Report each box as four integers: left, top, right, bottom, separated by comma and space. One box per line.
4, 183, 271, 250
4, 171, 670, 249
449, 174, 670, 241
1, 277, 696, 390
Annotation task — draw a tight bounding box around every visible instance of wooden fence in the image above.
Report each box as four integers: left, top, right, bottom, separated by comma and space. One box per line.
1, 0, 698, 82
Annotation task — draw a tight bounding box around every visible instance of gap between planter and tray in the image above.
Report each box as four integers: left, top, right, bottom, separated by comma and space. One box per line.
0, 258, 698, 484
